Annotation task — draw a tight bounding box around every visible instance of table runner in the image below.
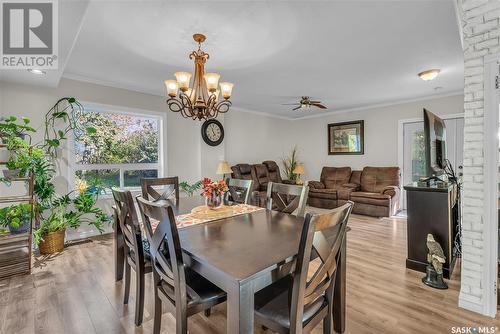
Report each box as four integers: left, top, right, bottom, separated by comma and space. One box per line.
150, 204, 264, 230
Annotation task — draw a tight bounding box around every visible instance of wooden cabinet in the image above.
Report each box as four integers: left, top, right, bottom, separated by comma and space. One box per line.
404, 183, 459, 279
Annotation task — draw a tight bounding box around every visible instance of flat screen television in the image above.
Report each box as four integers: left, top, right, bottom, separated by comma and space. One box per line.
424, 109, 446, 177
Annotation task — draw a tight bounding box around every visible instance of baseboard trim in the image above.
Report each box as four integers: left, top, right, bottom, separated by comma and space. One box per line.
458, 294, 485, 315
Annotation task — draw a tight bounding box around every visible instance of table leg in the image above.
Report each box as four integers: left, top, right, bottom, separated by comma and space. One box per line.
114, 215, 124, 282
227, 281, 254, 334
333, 234, 346, 333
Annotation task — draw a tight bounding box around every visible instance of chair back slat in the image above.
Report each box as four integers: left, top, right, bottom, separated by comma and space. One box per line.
288, 201, 353, 332
266, 182, 309, 217
226, 178, 253, 204
141, 177, 180, 202
112, 188, 145, 262
136, 196, 189, 308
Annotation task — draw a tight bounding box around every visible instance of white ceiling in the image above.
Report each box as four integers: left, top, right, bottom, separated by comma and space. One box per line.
1, 0, 464, 119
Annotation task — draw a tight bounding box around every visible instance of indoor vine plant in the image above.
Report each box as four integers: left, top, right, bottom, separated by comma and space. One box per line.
1, 98, 109, 254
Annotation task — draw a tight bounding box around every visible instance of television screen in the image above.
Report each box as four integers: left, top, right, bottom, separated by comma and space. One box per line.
424, 109, 446, 177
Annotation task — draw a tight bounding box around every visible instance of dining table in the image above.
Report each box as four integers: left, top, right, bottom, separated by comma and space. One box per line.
114, 196, 346, 334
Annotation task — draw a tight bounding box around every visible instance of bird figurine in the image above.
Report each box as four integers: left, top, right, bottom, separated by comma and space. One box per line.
422, 234, 448, 289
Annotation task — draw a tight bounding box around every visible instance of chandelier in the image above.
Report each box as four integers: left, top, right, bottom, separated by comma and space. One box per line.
164, 34, 234, 120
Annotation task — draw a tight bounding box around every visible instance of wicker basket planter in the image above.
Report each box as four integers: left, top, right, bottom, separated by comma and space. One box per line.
39, 229, 65, 254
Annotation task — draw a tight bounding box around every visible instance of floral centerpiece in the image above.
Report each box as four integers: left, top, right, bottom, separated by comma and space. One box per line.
202, 178, 228, 209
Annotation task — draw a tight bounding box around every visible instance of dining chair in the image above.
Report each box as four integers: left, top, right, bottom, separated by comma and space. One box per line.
135, 196, 227, 334
225, 178, 253, 204
266, 181, 309, 217
111, 188, 152, 326
254, 201, 353, 334
141, 176, 180, 202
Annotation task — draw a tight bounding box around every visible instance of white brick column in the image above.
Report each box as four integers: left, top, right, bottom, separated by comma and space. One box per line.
456, 0, 500, 315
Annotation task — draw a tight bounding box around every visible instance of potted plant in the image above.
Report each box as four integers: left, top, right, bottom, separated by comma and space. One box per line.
34, 181, 107, 254
179, 180, 202, 197
201, 178, 228, 209
0, 203, 32, 234
0, 116, 35, 143
282, 146, 300, 182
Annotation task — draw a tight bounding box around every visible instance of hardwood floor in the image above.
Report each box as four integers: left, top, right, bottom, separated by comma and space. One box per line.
0, 214, 498, 334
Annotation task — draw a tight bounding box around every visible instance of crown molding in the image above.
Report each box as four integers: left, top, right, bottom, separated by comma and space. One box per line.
61, 73, 463, 121
290, 90, 464, 121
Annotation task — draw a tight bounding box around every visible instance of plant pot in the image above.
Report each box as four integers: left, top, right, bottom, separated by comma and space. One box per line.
2, 169, 20, 178
39, 229, 66, 254
8, 220, 30, 234
205, 191, 223, 209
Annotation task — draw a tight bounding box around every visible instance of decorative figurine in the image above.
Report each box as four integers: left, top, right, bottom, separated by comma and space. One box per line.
422, 234, 448, 289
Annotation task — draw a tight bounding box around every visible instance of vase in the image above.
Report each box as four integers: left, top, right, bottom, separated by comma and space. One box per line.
8, 220, 30, 234
2, 169, 20, 178
205, 191, 223, 209
39, 229, 66, 254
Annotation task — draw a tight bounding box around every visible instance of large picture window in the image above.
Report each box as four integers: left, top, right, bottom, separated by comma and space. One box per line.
72, 107, 162, 191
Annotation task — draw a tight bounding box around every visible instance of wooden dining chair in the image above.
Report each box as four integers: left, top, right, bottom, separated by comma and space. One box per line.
254, 201, 353, 334
266, 181, 309, 217
225, 178, 253, 204
111, 188, 152, 326
141, 176, 180, 202
135, 196, 227, 334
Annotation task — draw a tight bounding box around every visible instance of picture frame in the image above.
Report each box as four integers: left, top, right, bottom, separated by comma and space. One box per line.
328, 120, 364, 155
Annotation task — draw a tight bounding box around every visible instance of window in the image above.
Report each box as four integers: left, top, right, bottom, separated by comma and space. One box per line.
72, 106, 162, 191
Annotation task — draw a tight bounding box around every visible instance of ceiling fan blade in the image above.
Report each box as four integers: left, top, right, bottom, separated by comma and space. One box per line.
309, 100, 322, 104
292, 106, 302, 111
282, 103, 301, 106
312, 103, 327, 109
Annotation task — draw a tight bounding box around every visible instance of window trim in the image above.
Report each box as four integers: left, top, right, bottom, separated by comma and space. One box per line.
67, 102, 167, 195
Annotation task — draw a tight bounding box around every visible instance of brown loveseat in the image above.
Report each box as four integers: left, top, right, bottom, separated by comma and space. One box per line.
308, 166, 400, 217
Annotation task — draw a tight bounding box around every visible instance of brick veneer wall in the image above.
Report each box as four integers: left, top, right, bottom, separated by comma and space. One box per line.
455, 0, 499, 313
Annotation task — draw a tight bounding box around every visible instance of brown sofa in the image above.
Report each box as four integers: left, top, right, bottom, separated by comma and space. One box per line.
308, 166, 401, 217
231, 161, 294, 207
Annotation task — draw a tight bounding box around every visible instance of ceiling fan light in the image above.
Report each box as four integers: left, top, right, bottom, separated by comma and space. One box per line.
418, 69, 440, 81
164, 79, 179, 97
175, 71, 192, 91
220, 82, 233, 99
204, 73, 220, 92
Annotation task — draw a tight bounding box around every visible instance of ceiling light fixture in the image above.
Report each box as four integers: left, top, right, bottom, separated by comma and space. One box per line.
27, 69, 46, 75
418, 69, 440, 81
164, 34, 234, 120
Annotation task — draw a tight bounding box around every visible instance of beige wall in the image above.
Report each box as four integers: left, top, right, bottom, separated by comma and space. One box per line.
288, 94, 464, 181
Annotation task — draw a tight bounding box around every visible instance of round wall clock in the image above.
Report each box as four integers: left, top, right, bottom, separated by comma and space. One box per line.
201, 119, 224, 146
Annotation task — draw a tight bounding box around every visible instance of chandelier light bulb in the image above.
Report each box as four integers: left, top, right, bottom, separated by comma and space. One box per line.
175, 72, 192, 91
220, 82, 234, 99
204, 73, 221, 92
164, 80, 179, 97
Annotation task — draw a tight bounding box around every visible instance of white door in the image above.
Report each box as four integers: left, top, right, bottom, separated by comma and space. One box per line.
402, 117, 464, 209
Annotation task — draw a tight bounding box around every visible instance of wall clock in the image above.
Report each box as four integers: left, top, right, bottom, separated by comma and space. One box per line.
201, 119, 224, 146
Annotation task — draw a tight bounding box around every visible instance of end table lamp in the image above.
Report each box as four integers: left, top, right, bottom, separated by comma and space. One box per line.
216, 160, 232, 180
293, 164, 305, 185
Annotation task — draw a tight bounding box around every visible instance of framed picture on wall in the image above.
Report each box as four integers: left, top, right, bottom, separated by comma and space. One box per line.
328, 120, 364, 155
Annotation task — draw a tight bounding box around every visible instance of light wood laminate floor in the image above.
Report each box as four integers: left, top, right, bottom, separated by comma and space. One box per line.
0, 214, 498, 334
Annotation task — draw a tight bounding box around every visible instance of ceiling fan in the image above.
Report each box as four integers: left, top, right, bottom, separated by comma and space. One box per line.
282, 96, 327, 111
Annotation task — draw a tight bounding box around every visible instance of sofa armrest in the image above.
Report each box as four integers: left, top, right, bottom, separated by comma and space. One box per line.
342, 183, 360, 191
282, 179, 296, 185
308, 181, 325, 189
382, 186, 400, 197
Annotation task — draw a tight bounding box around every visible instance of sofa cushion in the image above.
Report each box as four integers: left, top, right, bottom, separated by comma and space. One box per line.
309, 188, 338, 200
350, 191, 391, 206
262, 161, 282, 183
360, 167, 400, 193
321, 167, 352, 189
252, 164, 270, 191
349, 170, 362, 185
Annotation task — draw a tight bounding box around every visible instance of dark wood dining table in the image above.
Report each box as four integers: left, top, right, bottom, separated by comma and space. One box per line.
114, 196, 346, 334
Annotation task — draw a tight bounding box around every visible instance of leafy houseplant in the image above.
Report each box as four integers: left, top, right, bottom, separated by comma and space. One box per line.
2, 98, 108, 254
282, 146, 300, 181
0, 203, 32, 234
179, 180, 202, 197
